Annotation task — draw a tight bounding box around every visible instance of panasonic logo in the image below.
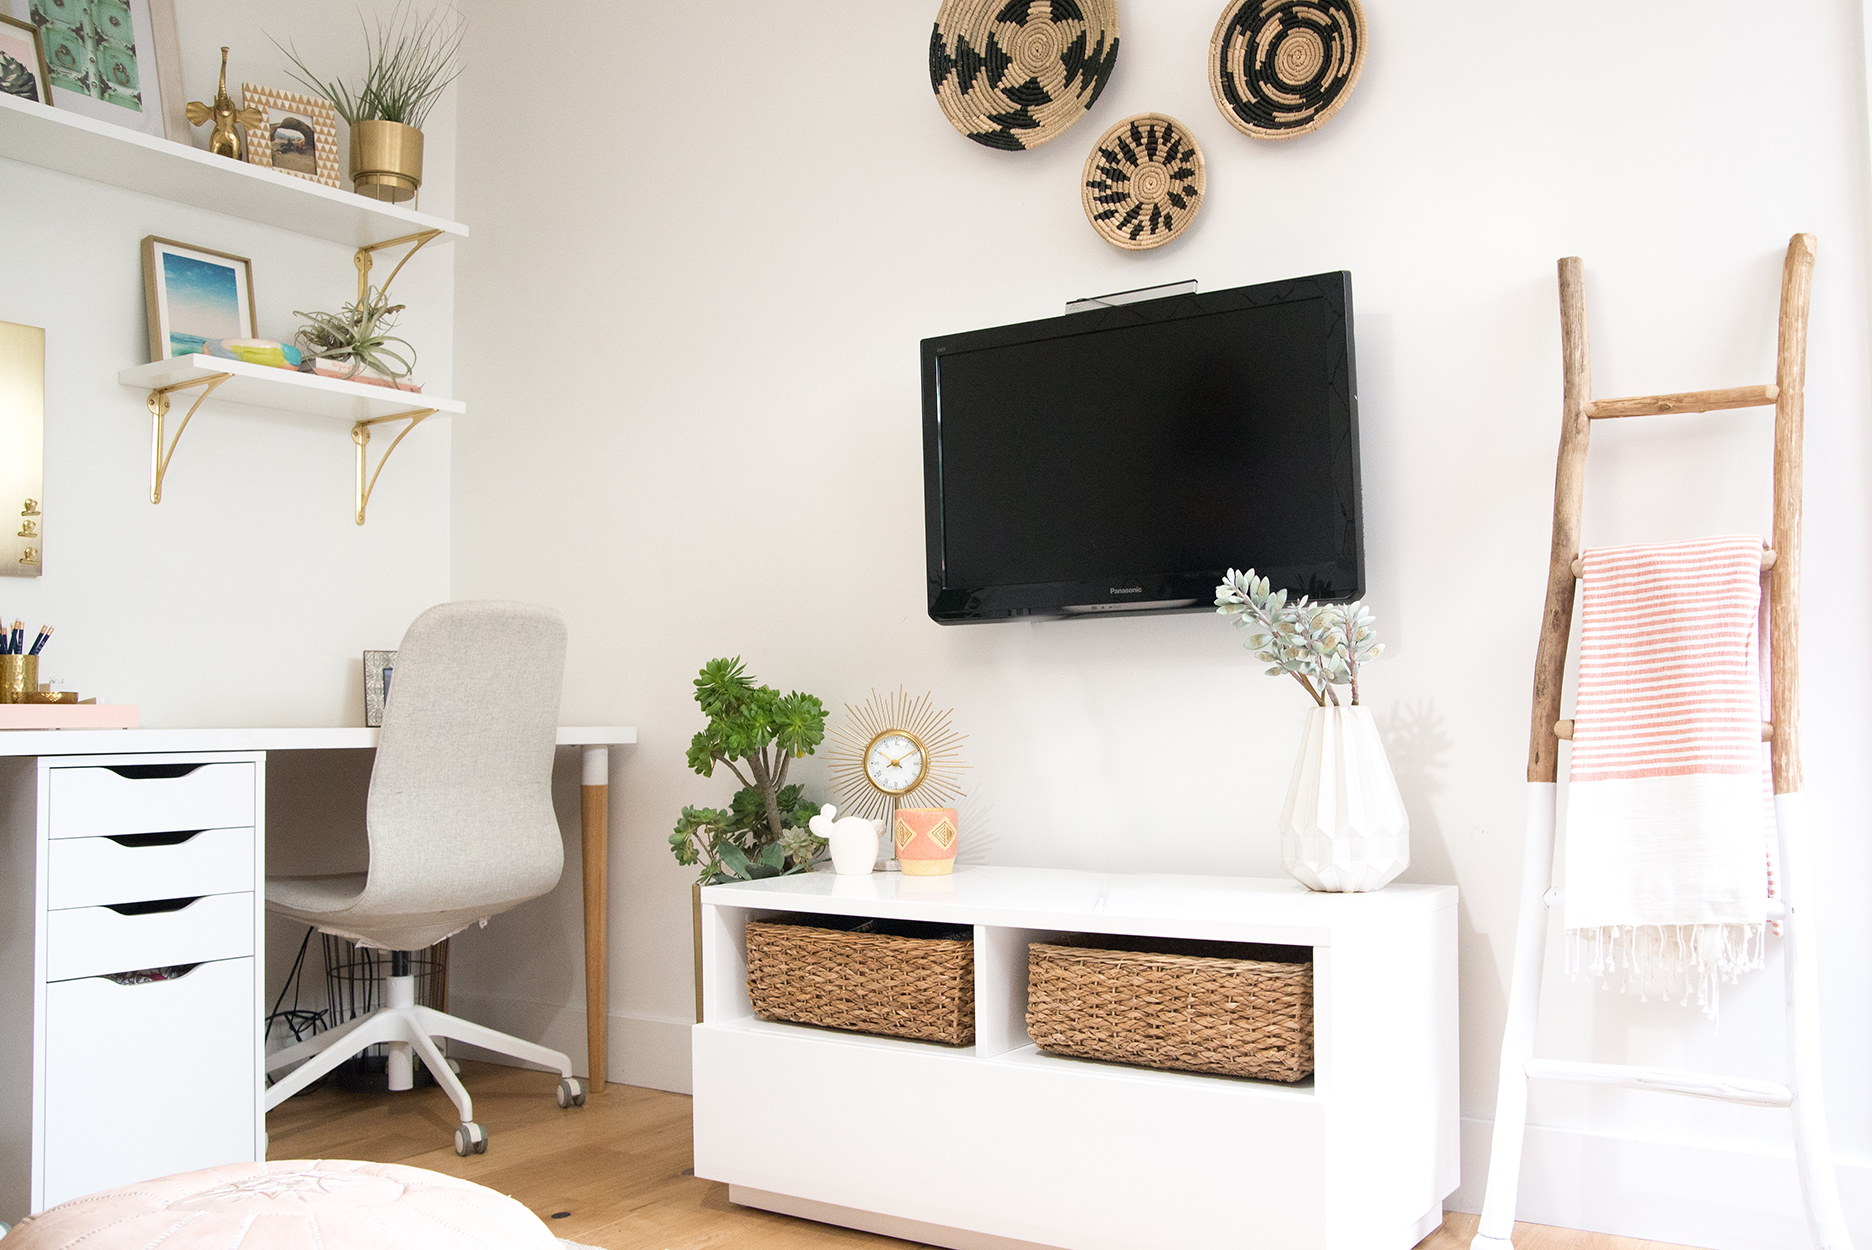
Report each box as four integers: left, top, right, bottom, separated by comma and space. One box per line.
1110, 587, 1143, 594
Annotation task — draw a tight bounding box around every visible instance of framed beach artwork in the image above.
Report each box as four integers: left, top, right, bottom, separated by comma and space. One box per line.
3, 0, 186, 138
140, 237, 256, 363
0, 14, 50, 104
241, 82, 340, 188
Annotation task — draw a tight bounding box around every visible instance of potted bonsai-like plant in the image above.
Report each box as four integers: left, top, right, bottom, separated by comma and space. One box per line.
1216, 569, 1407, 892
670, 658, 828, 1020
275, 1, 465, 203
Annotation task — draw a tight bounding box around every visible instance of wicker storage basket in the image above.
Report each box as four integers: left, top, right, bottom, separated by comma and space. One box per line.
745, 916, 975, 1046
1026, 936, 1313, 1081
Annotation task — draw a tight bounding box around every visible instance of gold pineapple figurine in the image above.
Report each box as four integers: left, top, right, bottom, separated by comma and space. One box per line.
187, 47, 263, 159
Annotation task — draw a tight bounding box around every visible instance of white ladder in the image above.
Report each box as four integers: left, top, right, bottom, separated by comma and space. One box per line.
1470, 235, 1853, 1250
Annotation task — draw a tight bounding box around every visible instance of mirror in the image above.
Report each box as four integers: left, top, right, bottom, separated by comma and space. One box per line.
0, 321, 44, 578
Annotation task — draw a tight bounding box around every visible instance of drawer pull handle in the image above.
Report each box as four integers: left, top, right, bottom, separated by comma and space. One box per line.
106, 830, 208, 848
104, 896, 201, 916
101, 962, 200, 985
102, 763, 208, 780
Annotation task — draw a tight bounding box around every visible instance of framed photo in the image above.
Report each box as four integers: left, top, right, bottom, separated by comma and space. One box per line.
0, 13, 49, 105
3, 0, 186, 139
240, 82, 340, 189
140, 236, 256, 363
363, 650, 396, 728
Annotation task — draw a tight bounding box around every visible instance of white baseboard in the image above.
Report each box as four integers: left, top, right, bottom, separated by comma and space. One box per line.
442, 990, 694, 1094
1450, 1116, 1872, 1249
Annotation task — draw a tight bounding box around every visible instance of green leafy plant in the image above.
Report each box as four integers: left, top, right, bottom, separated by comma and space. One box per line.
1216, 568, 1383, 706
670, 658, 829, 884
274, 1, 466, 129
294, 287, 416, 381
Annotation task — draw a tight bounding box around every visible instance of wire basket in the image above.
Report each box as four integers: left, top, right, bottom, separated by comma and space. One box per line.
319, 934, 450, 1089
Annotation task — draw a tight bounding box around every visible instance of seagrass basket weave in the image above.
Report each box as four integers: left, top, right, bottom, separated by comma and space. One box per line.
745, 916, 975, 1046
1026, 936, 1313, 1081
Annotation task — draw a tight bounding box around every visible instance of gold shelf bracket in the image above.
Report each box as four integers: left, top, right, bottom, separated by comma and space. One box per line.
352, 407, 438, 525
147, 372, 231, 504
354, 228, 443, 305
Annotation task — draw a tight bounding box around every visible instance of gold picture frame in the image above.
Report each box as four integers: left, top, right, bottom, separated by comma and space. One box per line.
240, 82, 340, 189
140, 236, 257, 363
0, 321, 44, 578
0, 13, 51, 106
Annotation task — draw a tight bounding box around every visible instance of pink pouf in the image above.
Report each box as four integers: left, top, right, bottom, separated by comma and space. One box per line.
3, 1159, 560, 1248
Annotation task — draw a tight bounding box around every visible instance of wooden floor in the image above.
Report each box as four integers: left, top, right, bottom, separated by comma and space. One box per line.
266, 1061, 1708, 1250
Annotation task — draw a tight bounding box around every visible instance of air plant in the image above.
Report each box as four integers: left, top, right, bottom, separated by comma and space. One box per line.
1215, 568, 1383, 706
274, 1, 466, 129
293, 287, 416, 382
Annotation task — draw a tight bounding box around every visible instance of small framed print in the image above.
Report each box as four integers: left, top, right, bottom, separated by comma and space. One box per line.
140, 236, 256, 362
363, 650, 396, 728
241, 82, 340, 189
0, 13, 50, 105
3, 0, 188, 139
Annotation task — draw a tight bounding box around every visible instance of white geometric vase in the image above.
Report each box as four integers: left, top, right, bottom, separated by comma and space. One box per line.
1279, 704, 1409, 892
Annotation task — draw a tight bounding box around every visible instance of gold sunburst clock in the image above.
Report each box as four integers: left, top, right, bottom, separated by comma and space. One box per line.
827, 687, 969, 826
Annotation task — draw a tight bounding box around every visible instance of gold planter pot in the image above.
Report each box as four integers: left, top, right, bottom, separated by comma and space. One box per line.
350, 120, 424, 203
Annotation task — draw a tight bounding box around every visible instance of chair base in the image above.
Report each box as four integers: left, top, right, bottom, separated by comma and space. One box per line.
264, 973, 578, 1149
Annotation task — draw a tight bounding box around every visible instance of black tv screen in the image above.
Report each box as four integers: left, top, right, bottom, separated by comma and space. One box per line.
919, 272, 1362, 624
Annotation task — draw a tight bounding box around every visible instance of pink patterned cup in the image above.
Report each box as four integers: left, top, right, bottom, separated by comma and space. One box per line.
894, 807, 959, 876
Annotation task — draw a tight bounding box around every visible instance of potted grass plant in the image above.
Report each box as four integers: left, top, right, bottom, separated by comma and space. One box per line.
1216, 569, 1408, 893
275, 1, 465, 203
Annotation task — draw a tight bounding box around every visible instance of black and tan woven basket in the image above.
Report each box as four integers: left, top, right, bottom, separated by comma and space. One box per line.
1209, 0, 1367, 140
745, 916, 975, 1046
1026, 936, 1313, 1081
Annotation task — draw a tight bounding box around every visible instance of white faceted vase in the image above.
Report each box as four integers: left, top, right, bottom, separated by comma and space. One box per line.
1279, 704, 1409, 892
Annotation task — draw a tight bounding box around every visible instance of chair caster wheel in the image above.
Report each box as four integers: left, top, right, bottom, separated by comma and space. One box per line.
557, 1077, 587, 1108
454, 1122, 487, 1156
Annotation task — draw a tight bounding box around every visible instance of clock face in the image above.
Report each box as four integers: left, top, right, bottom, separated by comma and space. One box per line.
864, 730, 928, 796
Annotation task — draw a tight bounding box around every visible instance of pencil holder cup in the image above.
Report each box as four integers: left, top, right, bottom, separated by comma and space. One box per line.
1, 655, 37, 704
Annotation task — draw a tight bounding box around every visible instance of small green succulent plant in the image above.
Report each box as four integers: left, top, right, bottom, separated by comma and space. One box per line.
1215, 568, 1383, 706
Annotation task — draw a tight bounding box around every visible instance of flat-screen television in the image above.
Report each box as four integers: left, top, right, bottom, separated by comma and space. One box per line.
919, 272, 1362, 624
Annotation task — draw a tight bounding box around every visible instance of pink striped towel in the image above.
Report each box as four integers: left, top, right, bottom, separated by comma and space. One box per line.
1563, 535, 1777, 1016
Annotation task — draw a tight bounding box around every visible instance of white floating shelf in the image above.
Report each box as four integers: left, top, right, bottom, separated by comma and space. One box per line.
119, 356, 464, 422
0, 92, 466, 247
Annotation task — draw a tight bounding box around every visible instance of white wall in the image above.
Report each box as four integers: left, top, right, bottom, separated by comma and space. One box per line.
0, 0, 455, 727
448, 2, 1872, 1245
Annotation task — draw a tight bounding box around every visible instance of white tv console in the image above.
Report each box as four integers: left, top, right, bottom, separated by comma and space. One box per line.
693, 867, 1458, 1250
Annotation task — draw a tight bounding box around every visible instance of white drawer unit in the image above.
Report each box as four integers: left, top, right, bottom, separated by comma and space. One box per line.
41, 958, 256, 1208
46, 827, 256, 910
0, 752, 266, 1221
46, 893, 255, 982
48, 762, 255, 839
694, 869, 1459, 1250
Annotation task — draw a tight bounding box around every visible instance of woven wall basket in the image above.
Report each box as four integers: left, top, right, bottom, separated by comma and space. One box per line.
1026, 936, 1314, 1081
1080, 113, 1205, 251
1210, 0, 1367, 140
929, 0, 1120, 151
745, 918, 975, 1046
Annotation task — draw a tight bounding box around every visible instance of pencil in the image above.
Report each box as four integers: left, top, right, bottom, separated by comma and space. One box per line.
27, 626, 52, 656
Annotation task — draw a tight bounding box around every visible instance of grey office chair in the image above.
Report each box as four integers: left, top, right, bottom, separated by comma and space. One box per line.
262, 601, 586, 1156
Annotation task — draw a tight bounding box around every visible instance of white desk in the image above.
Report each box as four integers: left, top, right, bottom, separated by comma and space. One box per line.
0, 725, 634, 1219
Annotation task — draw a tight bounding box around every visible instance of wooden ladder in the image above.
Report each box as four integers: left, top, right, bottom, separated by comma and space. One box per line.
1469, 235, 1853, 1250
